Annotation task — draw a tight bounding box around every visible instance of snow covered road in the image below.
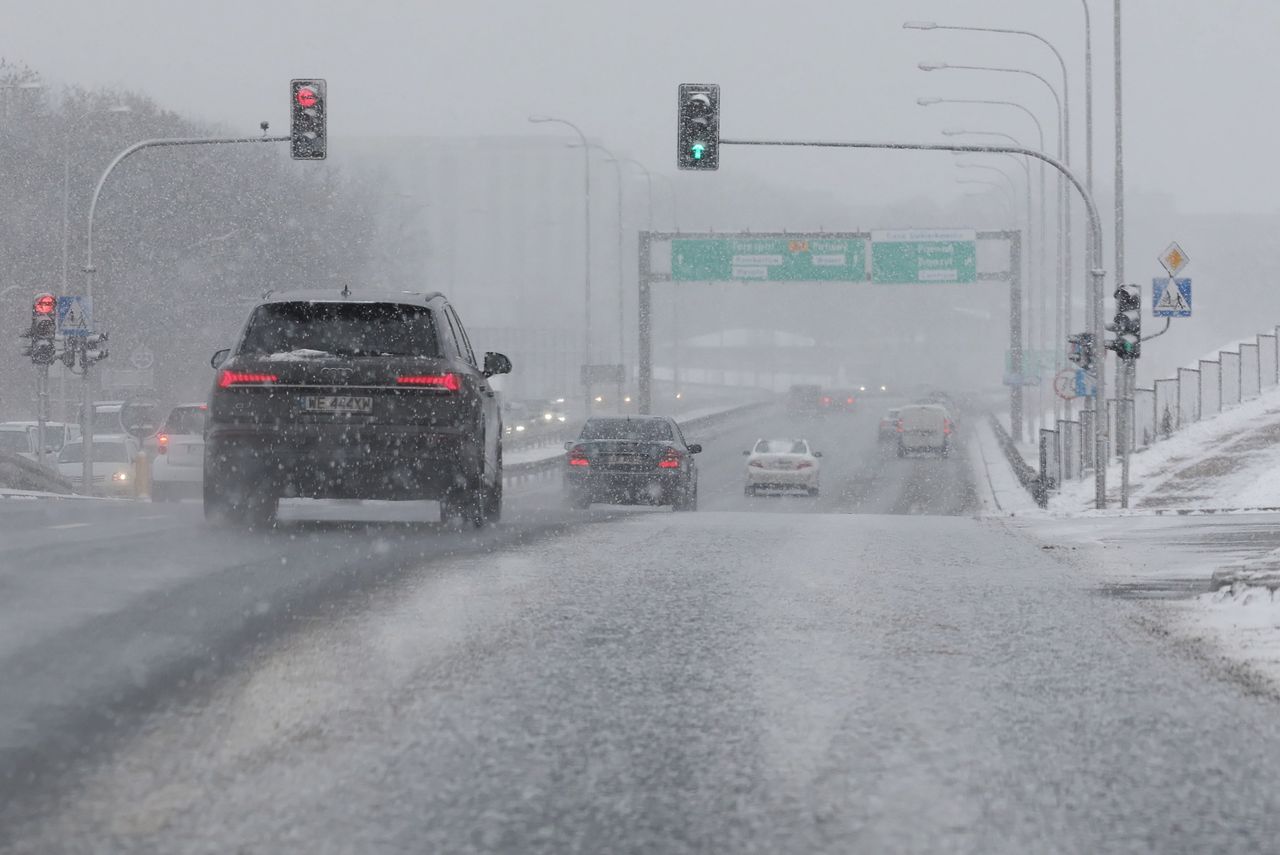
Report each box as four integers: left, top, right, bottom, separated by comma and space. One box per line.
9, 406, 1280, 851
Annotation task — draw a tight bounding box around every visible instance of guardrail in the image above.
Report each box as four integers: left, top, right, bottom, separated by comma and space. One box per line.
502, 401, 775, 486
0, 452, 74, 494
1039, 323, 1280, 489
988, 414, 1048, 508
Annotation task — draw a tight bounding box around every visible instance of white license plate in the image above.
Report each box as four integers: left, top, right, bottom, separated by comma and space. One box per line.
302, 395, 373, 414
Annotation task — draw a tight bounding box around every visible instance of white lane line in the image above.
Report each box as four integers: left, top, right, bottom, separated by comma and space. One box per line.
47, 522, 91, 530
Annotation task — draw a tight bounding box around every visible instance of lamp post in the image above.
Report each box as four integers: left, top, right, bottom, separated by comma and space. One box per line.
529, 115, 593, 412
920, 98, 1062, 413
570, 142, 627, 380
63, 104, 132, 293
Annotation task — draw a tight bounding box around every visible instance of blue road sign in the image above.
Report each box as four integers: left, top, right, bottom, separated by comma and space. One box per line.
1152, 277, 1192, 317
56, 296, 92, 337
1075, 369, 1097, 397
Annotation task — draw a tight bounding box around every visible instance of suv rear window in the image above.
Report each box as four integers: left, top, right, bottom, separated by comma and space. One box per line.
580, 418, 673, 442
164, 407, 207, 435
238, 302, 440, 359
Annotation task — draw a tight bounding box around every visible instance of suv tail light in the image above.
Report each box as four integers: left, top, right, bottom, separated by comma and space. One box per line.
397, 373, 460, 391
156, 433, 169, 455
568, 445, 589, 467
657, 448, 682, 469
943, 418, 953, 435
846, 397, 854, 404
820, 396, 832, 406
217, 370, 277, 389
896, 419, 904, 433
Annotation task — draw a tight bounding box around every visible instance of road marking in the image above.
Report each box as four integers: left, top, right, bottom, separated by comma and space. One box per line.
138, 515, 169, 520
47, 522, 91, 530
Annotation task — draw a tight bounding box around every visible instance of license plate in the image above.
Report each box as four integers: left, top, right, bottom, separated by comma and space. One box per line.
302, 395, 373, 414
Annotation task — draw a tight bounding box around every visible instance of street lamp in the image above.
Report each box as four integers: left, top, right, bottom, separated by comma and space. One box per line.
63, 104, 132, 292
529, 114, 593, 410
906, 18, 1081, 345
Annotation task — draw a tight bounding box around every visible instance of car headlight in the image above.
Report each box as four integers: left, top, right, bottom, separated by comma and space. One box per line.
544, 413, 554, 421
112, 471, 129, 482
515, 424, 526, 432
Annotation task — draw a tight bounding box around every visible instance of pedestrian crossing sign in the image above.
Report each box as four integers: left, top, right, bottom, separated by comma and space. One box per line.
56, 295, 92, 337
1152, 278, 1192, 317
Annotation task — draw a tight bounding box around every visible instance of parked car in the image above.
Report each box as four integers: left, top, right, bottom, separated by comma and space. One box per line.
896, 404, 954, 458
744, 438, 821, 496
150, 403, 207, 502
564, 415, 700, 510
57, 433, 140, 496
204, 289, 511, 527
0, 421, 80, 463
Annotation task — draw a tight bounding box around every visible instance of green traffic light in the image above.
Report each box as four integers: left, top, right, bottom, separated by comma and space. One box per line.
690, 142, 706, 160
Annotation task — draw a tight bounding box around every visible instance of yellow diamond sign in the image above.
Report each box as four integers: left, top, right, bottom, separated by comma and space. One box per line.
1160, 242, 1189, 276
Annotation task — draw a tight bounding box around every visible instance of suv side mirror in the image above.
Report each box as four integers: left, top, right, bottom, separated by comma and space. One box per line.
742, 450, 750, 456
483, 351, 512, 377
210, 348, 230, 369
687, 443, 702, 454
813, 451, 823, 458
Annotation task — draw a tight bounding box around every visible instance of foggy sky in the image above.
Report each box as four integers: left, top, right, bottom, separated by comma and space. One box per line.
6, 0, 1277, 216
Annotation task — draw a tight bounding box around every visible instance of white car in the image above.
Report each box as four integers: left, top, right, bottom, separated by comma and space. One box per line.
744, 438, 822, 496
0, 421, 81, 464
896, 404, 954, 458
150, 403, 207, 502
57, 434, 140, 497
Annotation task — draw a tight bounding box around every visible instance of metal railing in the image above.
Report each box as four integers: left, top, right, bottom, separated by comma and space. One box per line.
1035, 325, 1280, 489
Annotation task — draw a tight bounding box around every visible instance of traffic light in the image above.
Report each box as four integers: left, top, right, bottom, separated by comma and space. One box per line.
1067, 332, 1096, 373
290, 79, 326, 160
677, 83, 720, 170
85, 331, 109, 364
1107, 283, 1142, 360
27, 293, 57, 365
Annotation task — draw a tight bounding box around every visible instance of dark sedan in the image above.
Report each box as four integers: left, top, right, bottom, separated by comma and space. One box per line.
564, 416, 700, 510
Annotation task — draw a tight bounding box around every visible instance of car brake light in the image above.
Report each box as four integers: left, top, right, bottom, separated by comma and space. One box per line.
896, 419, 904, 433
748, 459, 765, 468
796, 461, 813, 469
944, 419, 953, 435
657, 448, 682, 469
846, 397, 854, 404
396, 373, 460, 391
568, 445, 589, 467
820, 396, 832, 405
157, 434, 169, 454
217, 370, 277, 389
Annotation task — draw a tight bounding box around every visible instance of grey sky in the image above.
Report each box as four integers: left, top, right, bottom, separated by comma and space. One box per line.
7, 0, 1276, 214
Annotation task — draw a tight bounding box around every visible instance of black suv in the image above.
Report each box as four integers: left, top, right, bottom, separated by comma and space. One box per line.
204, 289, 511, 527
564, 416, 700, 510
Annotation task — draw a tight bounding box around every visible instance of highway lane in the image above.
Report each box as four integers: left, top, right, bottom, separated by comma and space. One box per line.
10, 504, 1280, 852
0, 401, 986, 841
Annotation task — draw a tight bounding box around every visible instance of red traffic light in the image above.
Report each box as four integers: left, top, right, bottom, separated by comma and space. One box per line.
296, 87, 318, 109
33, 294, 55, 314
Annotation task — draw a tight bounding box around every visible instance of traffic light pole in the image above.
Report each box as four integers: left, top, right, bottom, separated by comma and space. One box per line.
79, 134, 289, 492
719, 137, 1109, 508
35, 364, 48, 469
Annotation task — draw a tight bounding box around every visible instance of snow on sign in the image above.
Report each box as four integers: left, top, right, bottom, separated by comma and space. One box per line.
1159, 242, 1189, 277
1152, 277, 1192, 317
56, 295, 91, 337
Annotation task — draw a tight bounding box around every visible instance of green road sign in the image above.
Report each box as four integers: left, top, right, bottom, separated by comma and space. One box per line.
871, 230, 977, 284
672, 237, 867, 282
1005, 349, 1058, 375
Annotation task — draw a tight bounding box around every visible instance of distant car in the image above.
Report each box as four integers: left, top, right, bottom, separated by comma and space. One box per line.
540, 399, 569, 425
896, 404, 954, 458
744, 438, 822, 496
204, 289, 512, 527
150, 403, 207, 502
878, 408, 902, 443
818, 390, 859, 414
58, 433, 140, 497
564, 415, 700, 510
502, 400, 532, 436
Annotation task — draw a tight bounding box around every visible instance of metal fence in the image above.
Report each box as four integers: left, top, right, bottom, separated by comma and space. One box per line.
1034, 325, 1280, 491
